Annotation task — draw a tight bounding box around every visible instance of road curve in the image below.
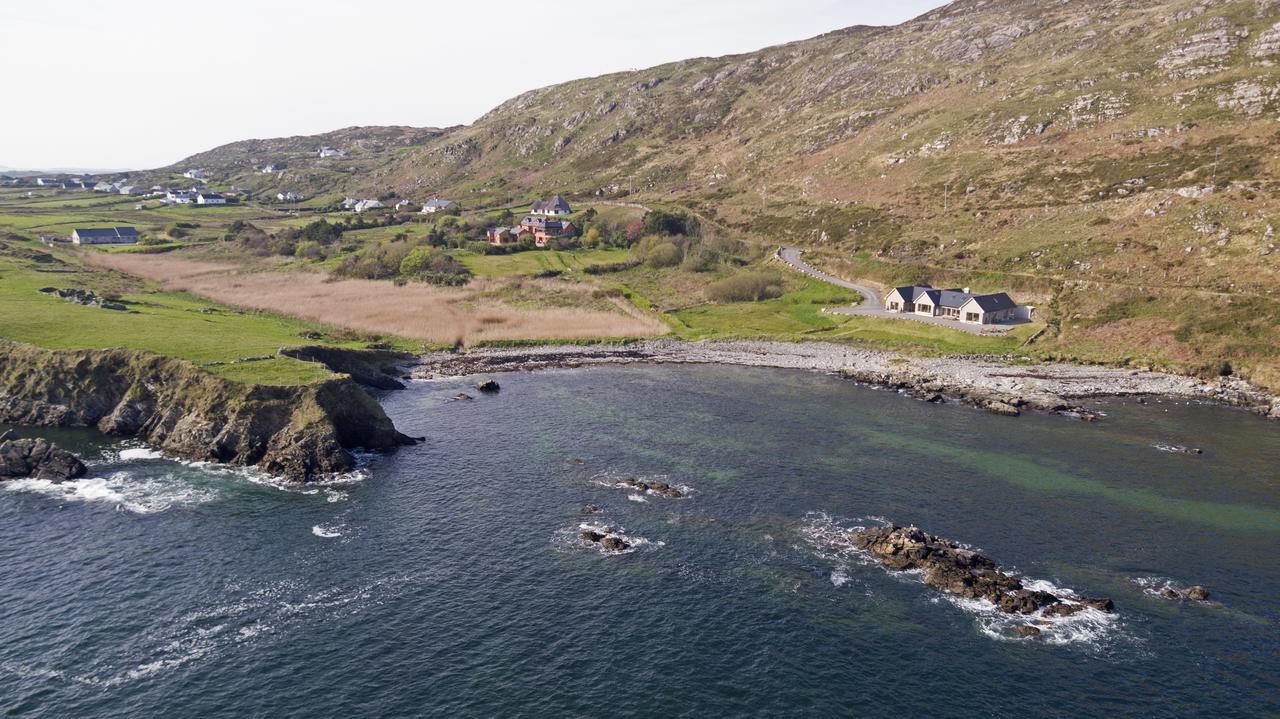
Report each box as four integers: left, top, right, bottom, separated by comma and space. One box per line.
776, 247, 881, 307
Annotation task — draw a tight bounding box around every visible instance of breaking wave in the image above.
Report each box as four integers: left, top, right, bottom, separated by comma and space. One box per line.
2, 472, 218, 514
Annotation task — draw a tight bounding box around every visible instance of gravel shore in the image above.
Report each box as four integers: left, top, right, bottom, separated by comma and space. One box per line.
414, 340, 1280, 420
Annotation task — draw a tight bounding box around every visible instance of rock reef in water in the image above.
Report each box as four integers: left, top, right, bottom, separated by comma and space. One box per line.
0, 341, 418, 482
851, 525, 1114, 616
615, 477, 683, 498
0, 436, 86, 481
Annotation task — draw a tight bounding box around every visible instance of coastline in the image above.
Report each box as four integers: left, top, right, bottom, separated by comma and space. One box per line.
415, 340, 1280, 420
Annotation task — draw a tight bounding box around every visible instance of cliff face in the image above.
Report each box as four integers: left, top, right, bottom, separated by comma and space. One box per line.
0, 342, 417, 481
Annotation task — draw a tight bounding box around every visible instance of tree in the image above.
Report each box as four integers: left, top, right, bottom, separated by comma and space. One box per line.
582, 226, 602, 248
624, 218, 645, 244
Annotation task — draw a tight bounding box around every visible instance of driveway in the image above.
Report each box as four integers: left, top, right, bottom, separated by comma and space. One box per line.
775, 247, 1025, 336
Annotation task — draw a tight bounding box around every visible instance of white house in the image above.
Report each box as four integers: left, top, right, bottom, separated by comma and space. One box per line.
71, 227, 139, 245
883, 285, 1031, 325
93, 181, 115, 192
117, 185, 139, 195
260, 164, 283, 174
421, 198, 459, 214
196, 192, 226, 205
318, 146, 344, 158
277, 191, 302, 202
183, 169, 207, 180
353, 199, 385, 213
165, 190, 196, 204
35, 177, 59, 187
530, 195, 572, 216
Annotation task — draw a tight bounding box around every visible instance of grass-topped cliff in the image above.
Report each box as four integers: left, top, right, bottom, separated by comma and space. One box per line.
0, 341, 417, 480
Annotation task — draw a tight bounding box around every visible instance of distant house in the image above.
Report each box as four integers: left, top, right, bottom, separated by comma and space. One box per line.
518, 215, 577, 247
35, 177, 59, 186
277, 191, 302, 202
486, 227, 518, 245
259, 164, 284, 174
530, 195, 572, 216
117, 185, 139, 195
421, 198, 459, 214
70, 227, 139, 245
165, 190, 196, 204
394, 199, 417, 212
353, 199, 385, 213
318, 146, 344, 158
93, 181, 115, 192
883, 285, 1030, 325
183, 169, 207, 180
196, 192, 226, 205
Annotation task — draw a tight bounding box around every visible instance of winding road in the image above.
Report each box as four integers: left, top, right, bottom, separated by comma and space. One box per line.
776, 247, 880, 307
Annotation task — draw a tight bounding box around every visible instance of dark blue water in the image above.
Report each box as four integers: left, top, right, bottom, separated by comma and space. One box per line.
1, 364, 1277, 718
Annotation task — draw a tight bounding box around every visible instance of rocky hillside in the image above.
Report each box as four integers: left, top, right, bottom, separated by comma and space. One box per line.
148, 125, 450, 201
164, 0, 1280, 385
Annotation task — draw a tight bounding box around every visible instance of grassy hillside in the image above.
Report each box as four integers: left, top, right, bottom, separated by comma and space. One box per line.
18, 0, 1280, 390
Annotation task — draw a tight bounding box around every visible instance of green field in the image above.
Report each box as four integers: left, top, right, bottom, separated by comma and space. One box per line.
0, 246, 390, 385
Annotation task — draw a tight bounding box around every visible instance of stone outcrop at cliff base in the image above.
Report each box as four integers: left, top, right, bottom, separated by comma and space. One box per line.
0, 342, 418, 482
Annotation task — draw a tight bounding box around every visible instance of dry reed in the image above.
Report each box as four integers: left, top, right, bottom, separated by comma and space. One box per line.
87, 253, 668, 343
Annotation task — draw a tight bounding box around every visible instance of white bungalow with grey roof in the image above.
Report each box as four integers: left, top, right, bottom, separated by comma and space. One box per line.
196, 192, 226, 205
318, 146, 344, 158
183, 169, 207, 180
530, 195, 572, 216
71, 227, 139, 245
884, 284, 1030, 325
421, 198, 459, 214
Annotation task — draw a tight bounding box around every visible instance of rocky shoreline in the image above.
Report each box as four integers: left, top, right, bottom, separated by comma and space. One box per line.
414, 340, 1280, 420
0, 342, 419, 482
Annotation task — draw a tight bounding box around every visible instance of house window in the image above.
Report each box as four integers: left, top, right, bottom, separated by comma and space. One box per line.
965, 312, 980, 322
889, 301, 900, 310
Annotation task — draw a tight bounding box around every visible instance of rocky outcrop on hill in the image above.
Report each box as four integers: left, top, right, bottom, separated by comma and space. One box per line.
0, 436, 86, 481
277, 345, 414, 390
0, 342, 418, 482
851, 525, 1114, 616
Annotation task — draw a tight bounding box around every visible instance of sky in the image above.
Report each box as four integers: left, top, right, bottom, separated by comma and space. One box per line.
0, 0, 945, 171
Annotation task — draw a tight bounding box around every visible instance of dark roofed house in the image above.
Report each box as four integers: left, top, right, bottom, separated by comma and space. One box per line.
530, 195, 572, 216
70, 227, 139, 245
883, 285, 1027, 325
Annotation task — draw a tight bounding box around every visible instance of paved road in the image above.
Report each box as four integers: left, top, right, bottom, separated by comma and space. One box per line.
775, 247, 1022, 336
776, 247, 881, 307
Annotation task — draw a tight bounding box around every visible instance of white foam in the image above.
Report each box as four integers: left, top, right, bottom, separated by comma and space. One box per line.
2, 472, 216, 514
627, 493, 648, 503
830, 566, 850, 587
312, 524, 343, 538
118, 446, 163, 461
568, 521, 664, 555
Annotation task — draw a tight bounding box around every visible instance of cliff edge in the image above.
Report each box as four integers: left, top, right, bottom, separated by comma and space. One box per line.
0, 341, 417, 481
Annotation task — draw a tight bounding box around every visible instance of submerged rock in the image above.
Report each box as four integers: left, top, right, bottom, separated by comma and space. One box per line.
1159, 584, 1211, 602
616, 477, 683, 498
580, 529, 630, 552
851, 525, 1114, 616
474, 379, 500, 393
0, 437, 86, 482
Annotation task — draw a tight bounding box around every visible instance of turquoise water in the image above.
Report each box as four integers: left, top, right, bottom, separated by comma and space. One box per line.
1, 364, 1277, 717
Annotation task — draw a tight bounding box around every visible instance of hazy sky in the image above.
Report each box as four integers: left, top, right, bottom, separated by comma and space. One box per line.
0, 1, 944, 171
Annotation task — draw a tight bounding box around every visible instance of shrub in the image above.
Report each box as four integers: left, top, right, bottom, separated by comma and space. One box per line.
643, 209, 698, 237
645, 242, 682, 268
399, 246, 469, 282
707, 271, 785, 302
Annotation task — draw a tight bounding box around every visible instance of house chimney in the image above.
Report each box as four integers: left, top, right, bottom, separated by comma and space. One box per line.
963, 287, 971, 294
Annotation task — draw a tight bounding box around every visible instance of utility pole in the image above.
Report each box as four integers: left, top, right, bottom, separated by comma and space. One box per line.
943, 180, 952, 214
1211, 146, 1222, 185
